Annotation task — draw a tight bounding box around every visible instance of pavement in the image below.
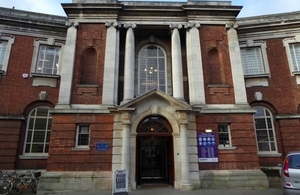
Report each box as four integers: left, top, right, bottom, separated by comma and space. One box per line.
48, 188, 283, 195
35, 185, 283, 195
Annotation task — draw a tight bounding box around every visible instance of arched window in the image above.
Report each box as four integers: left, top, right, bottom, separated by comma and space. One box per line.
253, 106, 277, 153
24, 106, 52, 154
137, 45, 167, 95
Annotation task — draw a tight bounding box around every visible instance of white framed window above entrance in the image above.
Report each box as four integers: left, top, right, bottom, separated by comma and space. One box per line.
136, 45, 167, 96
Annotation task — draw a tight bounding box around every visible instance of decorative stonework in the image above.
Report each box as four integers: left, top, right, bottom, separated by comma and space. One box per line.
225, 22, 238, 30
185, 22, 201, 29
65, 21, 79, 28
105, 21, 120, 28
170, 23, 183, 29
123, 23, 136, 29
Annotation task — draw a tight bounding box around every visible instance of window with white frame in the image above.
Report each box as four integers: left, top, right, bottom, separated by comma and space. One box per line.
76, 125, 90, 148
24, 106, 52, 155
284, 35, 300, 74
137, 45, 167, 95
218, 124, 232, 147
0, 35, 14, 74
240, 40, 270, 77
35, 45, 60, 75
289, 43, 300, 72
253, 106, 277, 153
31, 38, 63, 76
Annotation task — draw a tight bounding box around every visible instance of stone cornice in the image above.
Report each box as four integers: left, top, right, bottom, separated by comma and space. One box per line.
0, 7, 66, 31
237, 11, 300, 35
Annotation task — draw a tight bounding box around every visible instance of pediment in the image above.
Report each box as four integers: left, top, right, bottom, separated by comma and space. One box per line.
118, 89, 192, 111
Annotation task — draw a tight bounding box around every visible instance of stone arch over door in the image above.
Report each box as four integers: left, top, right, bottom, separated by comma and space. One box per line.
135, 115, 174, 187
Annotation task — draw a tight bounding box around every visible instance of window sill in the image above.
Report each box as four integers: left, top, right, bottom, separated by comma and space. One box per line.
71, 147, 90, 151
218, 145, 237, 150
31, 73, 60, 79
244, 74, 270, 79
19, 154, 48, 160
258, 153, 282, 157
31, 73, 60, 88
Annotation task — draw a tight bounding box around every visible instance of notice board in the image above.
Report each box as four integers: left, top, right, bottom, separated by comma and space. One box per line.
197, 132, 218, 163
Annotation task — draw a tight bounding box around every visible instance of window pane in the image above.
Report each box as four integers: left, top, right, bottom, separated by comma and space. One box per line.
36, 45, 60, 75
31, 144, 44, 153
32, 131, 46, 142
78, 134, 89, 145
241, 47, 265, 75
138, 45, 166, 95
255, 118, 267, 129
253, 106, 277, 152
258, 142, 270, 151
77, 126, 89, 146
0, 41, 8, 70
290, 44, 300, 72
25, 106, 52, 154
218, 125, 230, 146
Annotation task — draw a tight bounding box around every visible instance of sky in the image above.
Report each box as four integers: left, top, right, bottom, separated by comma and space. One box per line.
0, 0, 300, 18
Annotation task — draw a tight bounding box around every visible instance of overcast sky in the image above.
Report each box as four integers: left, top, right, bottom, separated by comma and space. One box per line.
0, 0, 300, 18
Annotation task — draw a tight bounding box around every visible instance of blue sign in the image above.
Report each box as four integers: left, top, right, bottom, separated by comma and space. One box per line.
197, 132, 218, 163
95, 143, 109, 151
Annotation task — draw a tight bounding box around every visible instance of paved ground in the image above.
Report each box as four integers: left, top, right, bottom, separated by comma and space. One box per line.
34, 185, 283, 195
40, 187, 283, 195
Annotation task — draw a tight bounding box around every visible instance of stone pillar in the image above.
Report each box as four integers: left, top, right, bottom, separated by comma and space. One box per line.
186, 22, 205, 106
170, 24, 184, 100
56, 21, 79, 109
121, 112, 131, 172
122, 24, 136, 104
102, 21, 120, 106
179, 113, 193, 190
226, 23, 248, 105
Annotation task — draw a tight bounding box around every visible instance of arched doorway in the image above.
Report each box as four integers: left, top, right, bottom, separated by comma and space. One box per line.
136, 116, 174, 187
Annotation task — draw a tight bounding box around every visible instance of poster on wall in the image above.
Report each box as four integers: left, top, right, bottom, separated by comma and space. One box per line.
197, 132, 218, 163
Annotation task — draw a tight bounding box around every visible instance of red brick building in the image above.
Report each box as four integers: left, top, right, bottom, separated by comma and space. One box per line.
0, 0, 300, 193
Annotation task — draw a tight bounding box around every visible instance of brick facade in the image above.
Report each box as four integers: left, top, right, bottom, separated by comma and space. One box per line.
0, 1, 300, 192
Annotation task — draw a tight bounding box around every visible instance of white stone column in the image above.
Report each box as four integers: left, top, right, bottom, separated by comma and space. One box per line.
122, 24, 136, 104
186, 22, 206, 106
102, 21, 120, 106
122, 112, 131, 173
179, 113, 192, 190
56, 21, 79, 109
226, 23, 248, 105
170, 24, 184, 100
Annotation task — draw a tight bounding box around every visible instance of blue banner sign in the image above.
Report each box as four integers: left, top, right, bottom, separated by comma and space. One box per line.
95, 142, 109, 151
197, 132, 218, 163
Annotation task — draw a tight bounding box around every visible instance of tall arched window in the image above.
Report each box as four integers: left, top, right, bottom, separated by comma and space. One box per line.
253, 106, 277, 153
24, 106, 52, 154
137, 45, 167, 95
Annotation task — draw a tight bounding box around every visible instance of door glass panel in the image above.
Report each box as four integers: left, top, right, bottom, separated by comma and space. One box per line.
140, 138, 168, 184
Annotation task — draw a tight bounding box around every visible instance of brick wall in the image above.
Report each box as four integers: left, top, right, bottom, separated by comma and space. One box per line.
196, 113, 260, 170
0, 34, 59, 170
47, 114, 114, 171
200, 25, 235, 104
71, 23, 107, 105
